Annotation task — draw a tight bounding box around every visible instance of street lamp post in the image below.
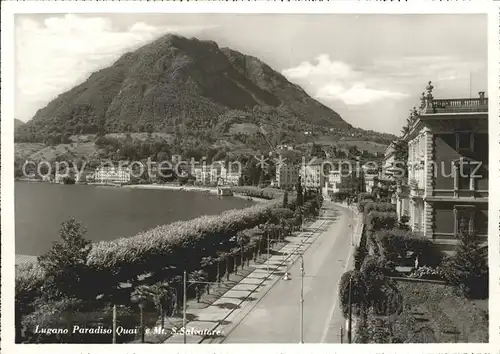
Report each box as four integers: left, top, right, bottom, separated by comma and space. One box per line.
182, 271, 220, 344
351, 208, 355, 246
130, 296, 147, 343
267, 231, 271, 272
182, 271, 187, 344
347, 276, 353, 344
299, 255, 304, 344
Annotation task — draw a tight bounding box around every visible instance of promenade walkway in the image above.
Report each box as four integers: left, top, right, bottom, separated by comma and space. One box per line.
163, 208, 333, 344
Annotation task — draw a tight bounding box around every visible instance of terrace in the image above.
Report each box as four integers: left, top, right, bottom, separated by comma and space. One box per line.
419, 81, 488, 115
427, 98, 488, 114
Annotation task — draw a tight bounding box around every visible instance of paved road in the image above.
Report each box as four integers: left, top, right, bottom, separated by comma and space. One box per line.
220, 201, 358, 343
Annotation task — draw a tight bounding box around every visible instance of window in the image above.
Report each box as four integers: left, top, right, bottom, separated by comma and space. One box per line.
454, 160, 476, 191
454, 205, 476, 236
456, 132, 473, 151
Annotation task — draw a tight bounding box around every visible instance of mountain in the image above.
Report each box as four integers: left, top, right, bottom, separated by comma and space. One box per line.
15, 34, 352, 145
14, 119, 25, 129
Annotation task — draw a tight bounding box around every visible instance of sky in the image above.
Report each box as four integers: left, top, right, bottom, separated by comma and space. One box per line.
15, 13, 487, 135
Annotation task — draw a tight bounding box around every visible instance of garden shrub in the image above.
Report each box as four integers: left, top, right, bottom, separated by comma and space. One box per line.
354, 246, 368, 271
366, 211, 398, 232
354, 225, 369, 270
15, 262, 46, 336
363, 202, 396, 217
358, 199, 370, 214
357, 193, 376, 203
441, 231, 488, 299
338, 270, 366, 318
340, 257, 402, 320
408, 266, 444, 280
374, 228, 443, 267
367, 231, 379, 255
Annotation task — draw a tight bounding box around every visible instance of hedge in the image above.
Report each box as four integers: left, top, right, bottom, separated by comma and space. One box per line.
374, 229, 444, 267
86, 200, 285, 282
230, 186, 285, 200
357, 193, 376, 203
365, 211, 398, 232
354, 225, 368, 270
363, 202, 396, 217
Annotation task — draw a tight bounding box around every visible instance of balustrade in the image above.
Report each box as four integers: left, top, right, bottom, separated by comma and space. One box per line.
429, 98, 488, 113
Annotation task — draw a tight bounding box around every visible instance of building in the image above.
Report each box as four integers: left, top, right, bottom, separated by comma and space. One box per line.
322, 163, 352, 198
361, 163, 380, 194
382, 142, 398, 180
395, 181, 410, 221
404, 82, 488, 253
94, 165, 131, 184
194, 164, 211, 185
55, 168, 85, 184
148, 161, 158, 182
364, 174, 377, 194
85, 171, 95, 182
276, 144, 294, 151
225, 169, 242, 186
300, 158, 325, 191
210, 162, 227, 185
275, 164, 299, 190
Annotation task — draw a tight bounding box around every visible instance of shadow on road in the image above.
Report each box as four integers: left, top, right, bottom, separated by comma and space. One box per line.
215, 302, 241, 310
235, 296, 257, 302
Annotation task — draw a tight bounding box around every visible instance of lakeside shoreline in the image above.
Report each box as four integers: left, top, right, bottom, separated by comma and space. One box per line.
15, 180, 270, 203
16, 184, 272, 264
122, 184, 269, 203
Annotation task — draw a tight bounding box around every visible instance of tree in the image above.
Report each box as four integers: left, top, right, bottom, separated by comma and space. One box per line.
200, 257, 215, 294
296, 176, 303, 207
392, 139, 408, 180
189, 270, 208, 302
38, 218, 92, 300
236, 231, 250, 269
131, 282, 171, 329
282, 191, 289, 208
257, 167, 265, 187
441, 230, 488, 299
339, 260, 402, 320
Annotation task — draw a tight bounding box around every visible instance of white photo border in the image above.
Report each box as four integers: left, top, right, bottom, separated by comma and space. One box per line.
2, 1, 499, 353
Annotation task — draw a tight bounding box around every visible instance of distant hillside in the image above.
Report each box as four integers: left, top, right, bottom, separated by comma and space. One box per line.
15, 34, 351, 144
15, 34, 397, 162
15, 119, 25, 129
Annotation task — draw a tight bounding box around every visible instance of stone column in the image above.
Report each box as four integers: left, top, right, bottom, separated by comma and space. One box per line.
424, 132, 434, 198
424, 201, 434, 238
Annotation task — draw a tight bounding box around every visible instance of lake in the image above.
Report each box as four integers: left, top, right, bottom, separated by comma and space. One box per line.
15, 182, 254, 256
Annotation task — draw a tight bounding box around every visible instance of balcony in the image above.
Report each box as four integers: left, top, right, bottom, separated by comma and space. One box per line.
424, 98, 488, 114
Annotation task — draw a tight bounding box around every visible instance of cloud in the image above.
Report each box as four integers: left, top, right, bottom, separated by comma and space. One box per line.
316, 83, 408, 105
282, 54, 486, 107
15, 14, 218, 121
282, 54, 409, 106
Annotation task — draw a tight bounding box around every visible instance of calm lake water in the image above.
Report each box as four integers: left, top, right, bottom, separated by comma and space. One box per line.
15, 182, 254, 256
